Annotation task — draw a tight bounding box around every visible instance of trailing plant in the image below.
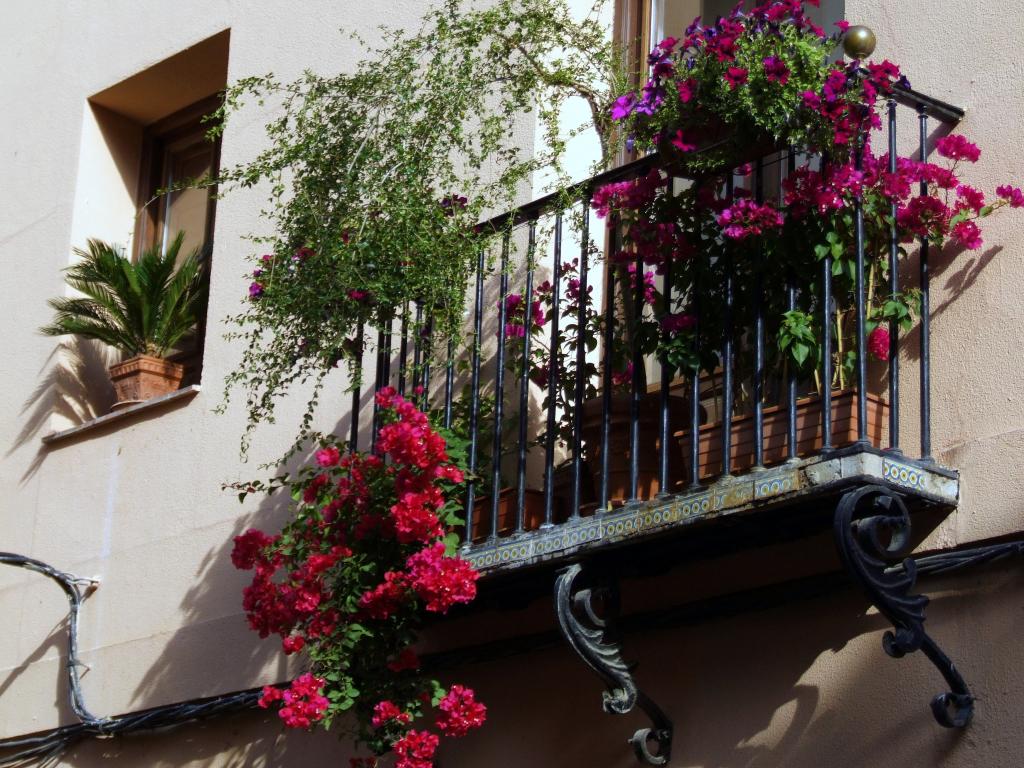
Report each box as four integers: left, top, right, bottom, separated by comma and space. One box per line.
231, 388, 484, 767
212, 0, 625, 457
40, 233, 207, 358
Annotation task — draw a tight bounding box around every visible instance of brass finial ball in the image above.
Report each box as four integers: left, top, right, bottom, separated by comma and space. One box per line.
843, 25, 877, 60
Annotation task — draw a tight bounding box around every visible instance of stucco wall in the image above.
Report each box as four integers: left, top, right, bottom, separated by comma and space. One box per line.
3, 0, 1024, 765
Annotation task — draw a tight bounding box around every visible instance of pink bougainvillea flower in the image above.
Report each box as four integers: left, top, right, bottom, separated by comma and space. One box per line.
935, 134, 981, 163
436, 685, 487, 738
231, 529, 275, 570
660, 313, 697, 334
315, 446, 341, 467
393, 730, 440, 768
997, 185, 1024, 208
371, 700, 411, 729
868, 326, 890, 362
276, 673, 329, 729
952, 220, 983, 250
406, 542, 478, 613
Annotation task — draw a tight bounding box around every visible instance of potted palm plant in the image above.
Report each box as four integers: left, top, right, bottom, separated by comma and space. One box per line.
41, 233, 208, 410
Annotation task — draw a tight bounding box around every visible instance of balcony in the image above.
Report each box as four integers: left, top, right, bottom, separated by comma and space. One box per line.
344, 84, 963, 583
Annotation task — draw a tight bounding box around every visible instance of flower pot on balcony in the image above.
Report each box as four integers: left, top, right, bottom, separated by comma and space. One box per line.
581, 393, 690, 502
656, 115, 781, 178
471, 488, 549, 542
674, 389, 887, 483
108, 354, 185, 411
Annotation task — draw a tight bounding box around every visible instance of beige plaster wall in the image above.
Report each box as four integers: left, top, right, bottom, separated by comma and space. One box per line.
3, 0, 1024, 766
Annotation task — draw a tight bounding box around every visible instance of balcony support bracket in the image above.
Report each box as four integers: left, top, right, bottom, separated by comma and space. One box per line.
554, 562, 673, 765
833, 484, 974, 728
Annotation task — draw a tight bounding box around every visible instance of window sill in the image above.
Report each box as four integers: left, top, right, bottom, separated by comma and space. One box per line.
41, 385, 201, 446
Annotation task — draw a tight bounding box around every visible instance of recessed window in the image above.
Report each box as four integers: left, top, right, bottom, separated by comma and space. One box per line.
64, 30, 228, 406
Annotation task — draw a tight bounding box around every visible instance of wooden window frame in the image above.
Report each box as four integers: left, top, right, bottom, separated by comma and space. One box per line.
133, 94, 222, 384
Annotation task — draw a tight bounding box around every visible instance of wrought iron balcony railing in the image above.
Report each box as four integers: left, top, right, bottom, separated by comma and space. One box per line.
346, 85, 964, 578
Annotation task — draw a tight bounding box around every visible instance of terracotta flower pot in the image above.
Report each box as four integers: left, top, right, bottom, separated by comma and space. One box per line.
674, 389, 888, 483
580, 393, 690, 502
108, 354, 185, 411
471, 488, 551, 542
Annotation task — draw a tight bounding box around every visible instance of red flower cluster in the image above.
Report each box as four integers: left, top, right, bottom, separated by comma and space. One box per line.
435, 685, 487, 738
259, 673, 329, 729
233, 390, 485, 764
717, 199, 784, 240
393, 730, 440, 768
406, 542, 479, 614
372, 700, 412, 729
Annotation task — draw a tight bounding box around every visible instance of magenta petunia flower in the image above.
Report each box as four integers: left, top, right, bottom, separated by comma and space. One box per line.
763, 56, 790, 85
610, 93, 637, 121
249, 281, 264, 299
724, 66, 748, 89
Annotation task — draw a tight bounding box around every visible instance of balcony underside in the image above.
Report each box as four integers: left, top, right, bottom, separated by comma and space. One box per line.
465, 448, 958, 575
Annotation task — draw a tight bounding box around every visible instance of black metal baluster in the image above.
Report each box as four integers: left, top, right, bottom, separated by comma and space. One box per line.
541, 214, 566, 519
371, 325, 387, 452
786, 149, 798, 460
381, 318, 393, 393
543, 213, 564, 526
918, 105, 933, 462
516, 220, 537, 532
721, 175, 735, 477
464, 248, 486, 545
349, 323, 364, 451
412, 301, 424, 395
689, 248, 701, 489
420, 314, 433, 412
443, 337, 454, 430
599, 224, 618, 511
658, 223, 673, 495
753, 158, 766, 468
571, 198, 591, 519
629, 243, 643, 501
397, 302, 409, 397
822, 235, 834, 452
888, 100, 901, 453
854, 115, 869, 446
490, 234, 511, 541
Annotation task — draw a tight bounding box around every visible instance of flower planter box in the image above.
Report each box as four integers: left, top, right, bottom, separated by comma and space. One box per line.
108, 354, 185, 411
581, 393, 690, 501
471, 488, 550, 542
674, 389, 887, 483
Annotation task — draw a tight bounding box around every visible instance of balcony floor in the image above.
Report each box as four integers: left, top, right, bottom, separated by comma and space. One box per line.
465, 448, 958, 575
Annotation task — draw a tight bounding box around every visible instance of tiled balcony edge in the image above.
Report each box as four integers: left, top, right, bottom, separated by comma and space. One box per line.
465, 450, 959, 574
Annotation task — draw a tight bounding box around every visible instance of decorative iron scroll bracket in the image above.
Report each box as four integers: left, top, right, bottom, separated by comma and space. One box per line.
554, 563, 673, 765
833, 485, 974, 728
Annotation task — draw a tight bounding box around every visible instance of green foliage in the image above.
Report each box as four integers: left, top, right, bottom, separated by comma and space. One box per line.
40, 233, 207, 358
213, 0, 622, 456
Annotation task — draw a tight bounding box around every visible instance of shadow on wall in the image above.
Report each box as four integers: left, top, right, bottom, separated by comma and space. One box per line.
9, 338, 116, 482
114, 399, 370, 764
62, 707, 347, 767
434, 577, 1024, 768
